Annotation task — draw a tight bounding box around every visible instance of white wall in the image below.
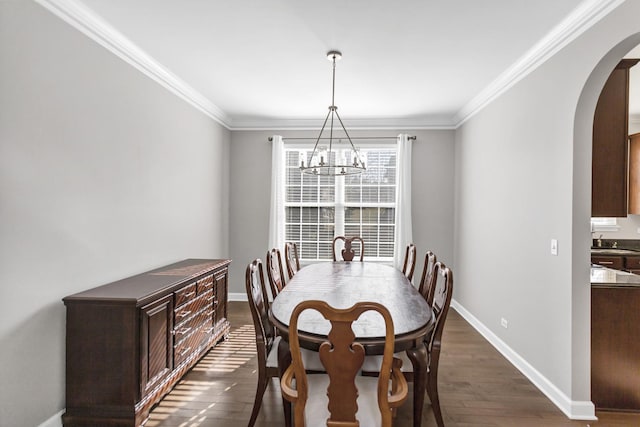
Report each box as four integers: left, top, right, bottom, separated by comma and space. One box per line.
0, 3, 230, 426
454, 0, 640, 418
228, 129, 455, 297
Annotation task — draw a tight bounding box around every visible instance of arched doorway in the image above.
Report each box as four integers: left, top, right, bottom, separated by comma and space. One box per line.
572, 34, 640, 416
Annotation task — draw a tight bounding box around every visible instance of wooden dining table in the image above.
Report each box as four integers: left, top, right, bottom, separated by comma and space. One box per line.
270, 261, 435, 427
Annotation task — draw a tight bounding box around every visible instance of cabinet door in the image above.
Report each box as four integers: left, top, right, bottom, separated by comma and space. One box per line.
624, 255, 640, 272
629, 133, 640, 213
213, 270, 228, 329
140, 295, 173, 396
592, 59, 638, 217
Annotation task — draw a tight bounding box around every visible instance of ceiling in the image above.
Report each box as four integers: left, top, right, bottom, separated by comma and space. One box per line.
49, 0, 636, 129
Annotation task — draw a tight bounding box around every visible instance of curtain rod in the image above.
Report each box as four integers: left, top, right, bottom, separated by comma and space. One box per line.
268, 136, 416, 142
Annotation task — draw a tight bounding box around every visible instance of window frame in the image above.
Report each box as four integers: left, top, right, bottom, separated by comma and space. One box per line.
590, 217, 620, 232
283, 142, 398, 263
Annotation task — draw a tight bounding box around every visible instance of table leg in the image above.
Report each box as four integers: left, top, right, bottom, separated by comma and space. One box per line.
406, 343, 428, 427
278, 338, 292, 427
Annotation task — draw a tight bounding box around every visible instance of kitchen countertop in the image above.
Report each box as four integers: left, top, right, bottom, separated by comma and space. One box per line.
591, 265, 640, 287
590, 247, 640, 256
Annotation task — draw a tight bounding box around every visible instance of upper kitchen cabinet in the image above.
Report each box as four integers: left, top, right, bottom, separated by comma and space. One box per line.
592, 59, 639, 217
629, 132, 640, 213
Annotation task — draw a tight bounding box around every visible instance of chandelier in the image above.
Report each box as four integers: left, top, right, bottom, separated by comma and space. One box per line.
299, 51, 366, 176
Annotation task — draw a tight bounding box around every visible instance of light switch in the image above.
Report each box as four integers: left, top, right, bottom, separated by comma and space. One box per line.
551, 239, 558, 256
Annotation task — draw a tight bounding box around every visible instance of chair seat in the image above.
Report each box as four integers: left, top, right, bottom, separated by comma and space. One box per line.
361, 351, 414, 373
267, 336, 326, 372
303, 374, 382, 427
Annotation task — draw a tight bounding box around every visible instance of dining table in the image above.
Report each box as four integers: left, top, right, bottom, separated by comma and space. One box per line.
269, 261, 435, 427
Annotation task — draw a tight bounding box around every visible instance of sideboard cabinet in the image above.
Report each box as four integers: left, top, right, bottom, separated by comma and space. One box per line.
62, 258, 231, 427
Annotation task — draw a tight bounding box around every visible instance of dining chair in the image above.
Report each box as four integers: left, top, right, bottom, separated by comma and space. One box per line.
361, 261, 453, 427
332, 236, 365, 261
280, 300, 408, 427
266, 248, 287, 300
418, 251, 438, 305
245, 259, 326, 427
422, 262, 454, 427
284, 242, 300, 280
245, 258, 287, 427
401, 243, 417, 281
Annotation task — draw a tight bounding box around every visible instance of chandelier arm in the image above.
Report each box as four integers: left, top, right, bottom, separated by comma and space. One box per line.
307, 108, 334, 167
333, 109, 364, 166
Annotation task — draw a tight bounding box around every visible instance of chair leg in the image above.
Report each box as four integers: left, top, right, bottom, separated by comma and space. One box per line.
278, 338, 293, 427
282, 395, 292, 427
426, 369, 445, 427
248, 374, 268, 427
406, 345, 428, 427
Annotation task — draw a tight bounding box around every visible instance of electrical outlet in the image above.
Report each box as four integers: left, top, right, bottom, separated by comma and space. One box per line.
501, 318, 508, 329
550, 239, 558, 256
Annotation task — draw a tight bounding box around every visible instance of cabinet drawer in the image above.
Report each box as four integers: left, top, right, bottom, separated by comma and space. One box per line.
173, 323, 207, 366
174, 289, 213, 325
591, 256, 624, 270
174, 283, 197, 308
197, 274, 214, 294
173, 305, 213, 345
173, 313, 202, 344
625, 256, 640, 270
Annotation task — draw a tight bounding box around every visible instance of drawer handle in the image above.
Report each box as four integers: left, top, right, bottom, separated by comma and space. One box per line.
183, 291, 196, 298
205, 327, 214, 334
599, 261, 614, 265
207, 309, 215, 316
177, 310, 191, 318
174, 327, 192, 336
207, 295, 215, 302
179, 347, 192, 357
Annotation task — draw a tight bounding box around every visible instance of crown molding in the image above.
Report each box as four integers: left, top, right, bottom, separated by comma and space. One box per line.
453, 0, 625, 128
36, 0, 623, 131
228, 116, 457, 131
35, 0, 233, 129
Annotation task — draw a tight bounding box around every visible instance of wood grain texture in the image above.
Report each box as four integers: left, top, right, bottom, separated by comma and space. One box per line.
592, 59, 638, 217
63, 259, 231, 427
591, 286, 640, 411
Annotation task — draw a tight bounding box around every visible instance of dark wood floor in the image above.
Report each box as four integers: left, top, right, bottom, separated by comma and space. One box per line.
145, 301, 640, 427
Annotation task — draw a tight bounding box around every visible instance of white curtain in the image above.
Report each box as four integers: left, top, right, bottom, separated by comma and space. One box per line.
394, 134, 413, 270
268, 135, 285, 251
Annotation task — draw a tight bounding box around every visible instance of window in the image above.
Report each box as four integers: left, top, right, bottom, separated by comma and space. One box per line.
591, 217, 619, 232
284, 146, 397, 262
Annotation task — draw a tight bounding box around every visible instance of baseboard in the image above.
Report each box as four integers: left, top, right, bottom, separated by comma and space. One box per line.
450, 300, 596, 421
229, 292, 248, 302
38, 410, 63, 427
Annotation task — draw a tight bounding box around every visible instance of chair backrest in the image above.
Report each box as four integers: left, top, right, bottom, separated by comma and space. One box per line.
401, 243, 417, 281
282, 300, 398, 427
284, 242, 300, 280
245, 259, 277, 371
418, 251, 437, 305
266, 248, 286, 300
332, 236, 365, 261
426, 262, 453, 370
